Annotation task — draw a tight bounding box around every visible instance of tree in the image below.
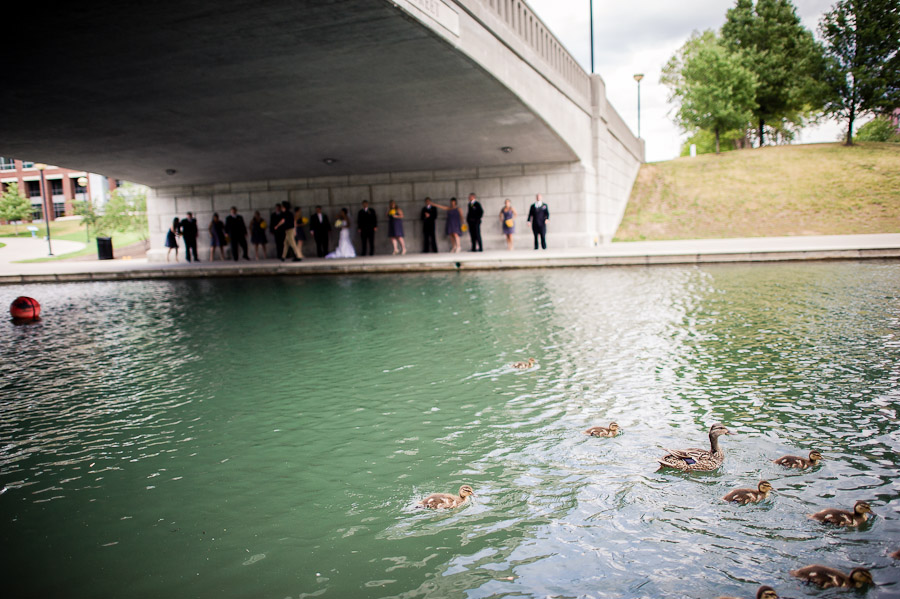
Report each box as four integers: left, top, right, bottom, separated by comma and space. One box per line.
662, 31, 758, 154
73, 198, 101, 241
854, 115, 900, 142
819, 0, 900, 145
0, 182, 33, 235
721, 0, 826, 147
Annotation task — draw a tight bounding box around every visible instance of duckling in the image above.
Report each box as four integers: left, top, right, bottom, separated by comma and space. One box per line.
809, 500, 873, 526
657, 423, 733, 471
789, 565, 873, 589
773, 450, 822, 469
417, 485, 474, 509
722, 480, 774, 505
717, 585, 778, 599
584, 422, 620, 437
510, 357, 536, 369
891, 549, 900, 560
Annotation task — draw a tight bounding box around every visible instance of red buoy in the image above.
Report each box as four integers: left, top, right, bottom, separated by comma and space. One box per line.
10, 296, 41, 321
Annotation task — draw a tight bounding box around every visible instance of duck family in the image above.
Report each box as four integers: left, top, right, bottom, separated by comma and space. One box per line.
657, 423, 733, 471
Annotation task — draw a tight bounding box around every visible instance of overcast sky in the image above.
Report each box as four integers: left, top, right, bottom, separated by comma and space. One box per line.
525, 0, 846, 162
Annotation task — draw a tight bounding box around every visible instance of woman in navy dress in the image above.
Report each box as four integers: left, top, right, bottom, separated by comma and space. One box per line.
435, 197, 463, 253
250, 210, 267, 260
499, 198, 517, 250
209, 213, 227, 261
164, 217, 180, 262
387, 200, 406, 255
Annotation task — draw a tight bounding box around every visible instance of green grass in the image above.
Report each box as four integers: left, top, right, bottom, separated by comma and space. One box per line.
615, 142, 900, 241
1, 218, 147, 262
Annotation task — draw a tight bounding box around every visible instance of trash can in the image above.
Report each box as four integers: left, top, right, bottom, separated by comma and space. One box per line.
96, 237, 114, 260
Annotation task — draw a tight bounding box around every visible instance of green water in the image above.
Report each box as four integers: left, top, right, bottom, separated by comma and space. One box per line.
2, 263, 899, 598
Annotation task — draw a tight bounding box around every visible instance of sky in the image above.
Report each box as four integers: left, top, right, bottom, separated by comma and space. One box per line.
524, 0, 847, 162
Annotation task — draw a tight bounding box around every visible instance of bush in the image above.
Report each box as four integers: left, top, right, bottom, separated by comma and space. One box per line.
854, 115, 900, 142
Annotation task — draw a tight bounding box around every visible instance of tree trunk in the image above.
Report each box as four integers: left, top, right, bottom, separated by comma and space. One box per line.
759, 118, 765, 147
715, 127, 721, 154
845, 79, 856, 146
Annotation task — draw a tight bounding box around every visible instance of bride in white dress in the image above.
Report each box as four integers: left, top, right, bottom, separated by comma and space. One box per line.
326, 208, 357, 259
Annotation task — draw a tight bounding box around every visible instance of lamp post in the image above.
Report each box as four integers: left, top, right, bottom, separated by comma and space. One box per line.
589, 0, 594, 74
77, 176, 90, 242
35, 163, 53, 256
633, 73, 644, 138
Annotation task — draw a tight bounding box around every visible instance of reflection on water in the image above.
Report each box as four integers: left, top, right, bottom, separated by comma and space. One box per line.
1, 263, 898, 598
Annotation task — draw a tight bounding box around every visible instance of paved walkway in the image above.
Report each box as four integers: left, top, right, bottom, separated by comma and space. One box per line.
0, 233, 898, 285
0, 236, 86, 265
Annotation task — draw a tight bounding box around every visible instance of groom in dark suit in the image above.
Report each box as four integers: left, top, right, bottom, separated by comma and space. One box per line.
527, 193, 550, 250
309, 205, 332, 257
466, 193, 484, 252
357, 200, 378, 256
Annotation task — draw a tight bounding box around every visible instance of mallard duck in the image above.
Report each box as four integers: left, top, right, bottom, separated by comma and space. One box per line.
722, 481, 774, 505
717, 585, 778, 599
418, 485, 474, 509
773, 450, 822, 469
789, 565, 873, 589
584, 422, 620, 437
657, 423, 733, 471
809, 500, 873, 526
510, 358, 536, 369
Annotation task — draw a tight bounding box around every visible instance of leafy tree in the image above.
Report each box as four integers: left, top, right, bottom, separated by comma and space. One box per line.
0, 182, 33, 235
662, 31, 758, 154
854, 115, 900, 142
721, 0, 826, 146
73, 198, 101, 241
92, 182, 150, 243
680, 128, 749, 156
819, 0, 900, 145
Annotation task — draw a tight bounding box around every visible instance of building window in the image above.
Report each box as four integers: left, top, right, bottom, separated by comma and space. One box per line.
74, 180, 88, 199
21, 161, 34, 169
0, 157, 15, 171
53, 202, 66, 218
50, 179, 63, 197
31, 203, 43, 220
26, 180, 42, 197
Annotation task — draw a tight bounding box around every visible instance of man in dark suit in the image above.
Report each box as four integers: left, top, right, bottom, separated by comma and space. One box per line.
180, 211, 199, 262
421, 197, 438, 253
357, 200, 377, 256
309, 205, 332, 257
466, 192, 484, 251
224, 206, 249, 261
270, 203, 285, 260
527, 193, 550, 250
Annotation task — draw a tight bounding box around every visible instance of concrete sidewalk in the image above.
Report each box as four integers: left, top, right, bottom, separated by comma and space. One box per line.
0, 233, 898, 285
0, 236, 86, 265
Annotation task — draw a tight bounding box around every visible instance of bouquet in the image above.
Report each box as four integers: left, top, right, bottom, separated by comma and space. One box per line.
260, 221, 267, 229
301, 217, 309, 225
504, 219, 513, 228
334, 219, 345, 228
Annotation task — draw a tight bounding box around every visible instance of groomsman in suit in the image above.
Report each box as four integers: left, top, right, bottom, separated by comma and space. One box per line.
527, 193, 550, 250
466, 192, 484, 251
225, 206, 249, 261
421, 197, 438, 253
357, 200, 378, 256
270, 203, 285, 259
309, 205, 332, 257
180, 212, 199, 262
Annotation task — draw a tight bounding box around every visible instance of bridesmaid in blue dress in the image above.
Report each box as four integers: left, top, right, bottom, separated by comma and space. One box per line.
499, 198, 517, 250
387, 200, 406, 255
208, 213, 227, 261
435, 197, 463, 253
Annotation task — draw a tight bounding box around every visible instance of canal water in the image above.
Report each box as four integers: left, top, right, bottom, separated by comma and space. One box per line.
1, 262, 899, 599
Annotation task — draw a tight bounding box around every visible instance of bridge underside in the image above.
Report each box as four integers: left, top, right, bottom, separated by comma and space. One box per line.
2, 0, 576, 188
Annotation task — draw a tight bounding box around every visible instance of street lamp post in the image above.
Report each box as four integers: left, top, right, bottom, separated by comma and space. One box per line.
35, 163, 53, 256
77, 176, 90, 242
633, 73, 644, 138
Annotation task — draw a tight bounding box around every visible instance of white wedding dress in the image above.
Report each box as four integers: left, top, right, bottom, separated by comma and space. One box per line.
326, 223, 357, 259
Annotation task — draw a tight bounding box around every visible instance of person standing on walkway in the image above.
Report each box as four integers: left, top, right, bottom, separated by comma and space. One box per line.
357, 200, 378, 256
466, 193, 484, 252
421, 197, 438, 253
527, 193, 550, 250
276, 201, 303, 262
250, 210, 268, 260
225, 206, 250, 261
208, 213, 227, 261
499, 199, 517, 250
387, 200, 406, 255
433, 197, 463, 253
294, 207, 308, 257
309, 205, 332, 258
165, 217, 180, 262
271, 203, 286, 260
180, 212, 199, 262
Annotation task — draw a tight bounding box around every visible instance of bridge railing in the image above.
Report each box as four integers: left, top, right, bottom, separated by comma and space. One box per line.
457, 0, 592, 109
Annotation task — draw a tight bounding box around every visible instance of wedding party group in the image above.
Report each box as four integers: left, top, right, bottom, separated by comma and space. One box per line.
163, 193, 551, 262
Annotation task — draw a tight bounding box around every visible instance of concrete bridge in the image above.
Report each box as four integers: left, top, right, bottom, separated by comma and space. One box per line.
1, 0, 643, 258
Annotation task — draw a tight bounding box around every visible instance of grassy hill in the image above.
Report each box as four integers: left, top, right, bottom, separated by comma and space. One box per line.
615, 142, 900, 241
